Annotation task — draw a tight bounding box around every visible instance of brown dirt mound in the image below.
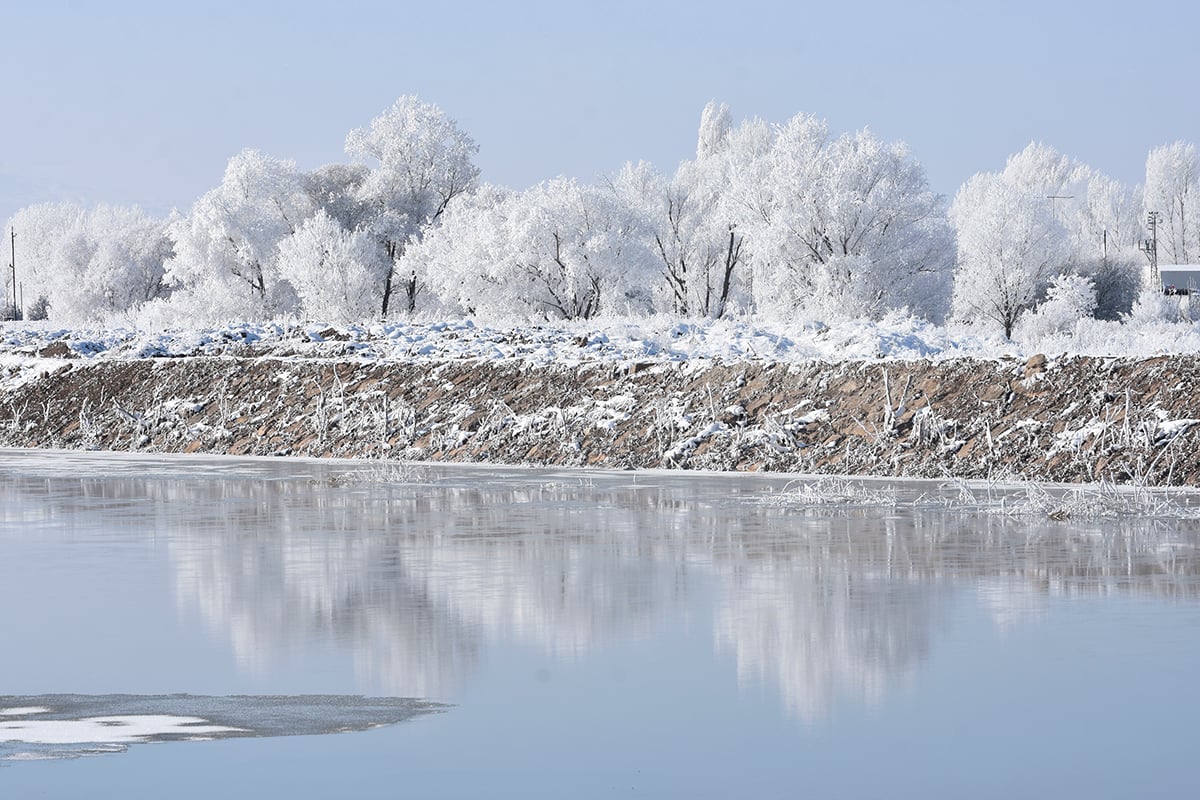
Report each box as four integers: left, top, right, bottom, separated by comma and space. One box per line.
2, 354, 1199, 485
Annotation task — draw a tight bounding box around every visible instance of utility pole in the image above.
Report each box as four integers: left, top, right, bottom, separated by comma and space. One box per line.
6, 228, 14, 319
1142, 211, 1161, 289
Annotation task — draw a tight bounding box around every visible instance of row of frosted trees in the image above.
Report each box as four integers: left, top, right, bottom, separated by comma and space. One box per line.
4, 96, 1195, 337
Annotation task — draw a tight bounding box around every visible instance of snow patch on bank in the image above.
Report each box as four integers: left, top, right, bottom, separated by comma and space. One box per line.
5, 313, 1200, 392
0, 314, 1187, 373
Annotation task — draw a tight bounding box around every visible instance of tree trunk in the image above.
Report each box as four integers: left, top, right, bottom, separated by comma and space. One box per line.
715, 230, 742, 319
404, 272, 418, 313
380, 264, 394, 318
380, 239, 400, 318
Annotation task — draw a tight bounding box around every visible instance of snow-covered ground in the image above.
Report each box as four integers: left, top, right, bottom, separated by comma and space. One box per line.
4, 313, 1200, 375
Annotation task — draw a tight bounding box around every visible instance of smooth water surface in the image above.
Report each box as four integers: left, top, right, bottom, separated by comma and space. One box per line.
2, 450, 1199, 798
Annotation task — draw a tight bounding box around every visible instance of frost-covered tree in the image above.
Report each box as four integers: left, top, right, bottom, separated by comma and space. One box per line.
403, 183, 510, 317
654, 102, 748, 318
1144, 141, 1200, 265
276, 210, 387, 322
5, 203, 82, 317
727, 114, 953, 321
950, 172, 1068, 338
1075, 171, 1143, 318
8, 202, 171, 324
1000, 141, 1081, 198
345, 96, 480, 315
1000, 143, 1140, 261
304, 163, 371, 232
612, 154, 746, 319
1000, 142, 1142, 316
165, 149, 314, 319
696, 100, 732, 160
84, 205, 174, 315
413, 178, 656, 321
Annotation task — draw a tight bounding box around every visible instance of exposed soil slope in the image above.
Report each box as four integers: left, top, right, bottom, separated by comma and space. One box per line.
3, 353, 1200, 485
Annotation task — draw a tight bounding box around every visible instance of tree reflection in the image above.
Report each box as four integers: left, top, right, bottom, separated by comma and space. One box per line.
4, 462, 1199, 720
711, 516, 944, 722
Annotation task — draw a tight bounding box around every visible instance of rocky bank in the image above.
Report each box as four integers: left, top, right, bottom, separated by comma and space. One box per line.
3, 351, 1200, 485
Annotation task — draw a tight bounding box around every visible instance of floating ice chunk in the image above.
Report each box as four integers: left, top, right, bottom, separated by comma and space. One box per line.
0, 694, 445, 762
0, 715, 245, 745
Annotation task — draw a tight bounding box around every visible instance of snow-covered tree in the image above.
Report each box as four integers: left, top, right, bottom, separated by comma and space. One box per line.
727, 114, 953, 321
611, 154, 746, 319
304, 163, 371, 232
1074, 170, 1143, 318
165, 149, 314, 320
696, 100, 732, 160
404, 183, 511, 317
1000, 142, 1142, 317
345, 95, 480, 315
413, 178, 656, 321
276, 210, 387, 322
1144, 141, 1200, 265
955, 142, 1141, 324
5, 203, 82, 317
84, 206, 173, 314
950, 172, 1068, 338
1000, 141, 1081, 198
7, 202, 171, 324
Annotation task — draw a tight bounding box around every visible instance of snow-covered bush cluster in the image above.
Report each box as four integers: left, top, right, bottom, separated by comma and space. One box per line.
2, 96, 1195, 349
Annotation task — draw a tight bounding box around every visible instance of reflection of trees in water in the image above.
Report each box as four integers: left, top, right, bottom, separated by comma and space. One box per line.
704, 507, 1200, 717
4, 464, 1200, 716
171, 528, 479, 697
161, 476, 1200, 717
709, 516, 943, 722
166, 478, 697, 697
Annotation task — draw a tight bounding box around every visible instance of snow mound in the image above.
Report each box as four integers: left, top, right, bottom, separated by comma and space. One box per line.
4, 313, 1200, 394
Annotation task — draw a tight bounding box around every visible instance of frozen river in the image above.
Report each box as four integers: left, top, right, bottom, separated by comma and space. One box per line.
2, 450, 1200, 798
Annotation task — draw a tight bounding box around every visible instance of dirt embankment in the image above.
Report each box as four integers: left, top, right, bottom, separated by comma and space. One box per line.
2, 354, 1200, 484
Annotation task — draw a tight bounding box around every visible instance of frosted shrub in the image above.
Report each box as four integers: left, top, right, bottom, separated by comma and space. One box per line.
1126, 284, 1186, 324
766, 477, 898, 508
994, 481, 1200, 521
1015, 274, 1096, 343
1083, 257, 1141, 320
26, 296, 50, 321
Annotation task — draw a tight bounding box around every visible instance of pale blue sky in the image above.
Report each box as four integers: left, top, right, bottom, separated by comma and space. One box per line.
1, 0, 1196, 223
